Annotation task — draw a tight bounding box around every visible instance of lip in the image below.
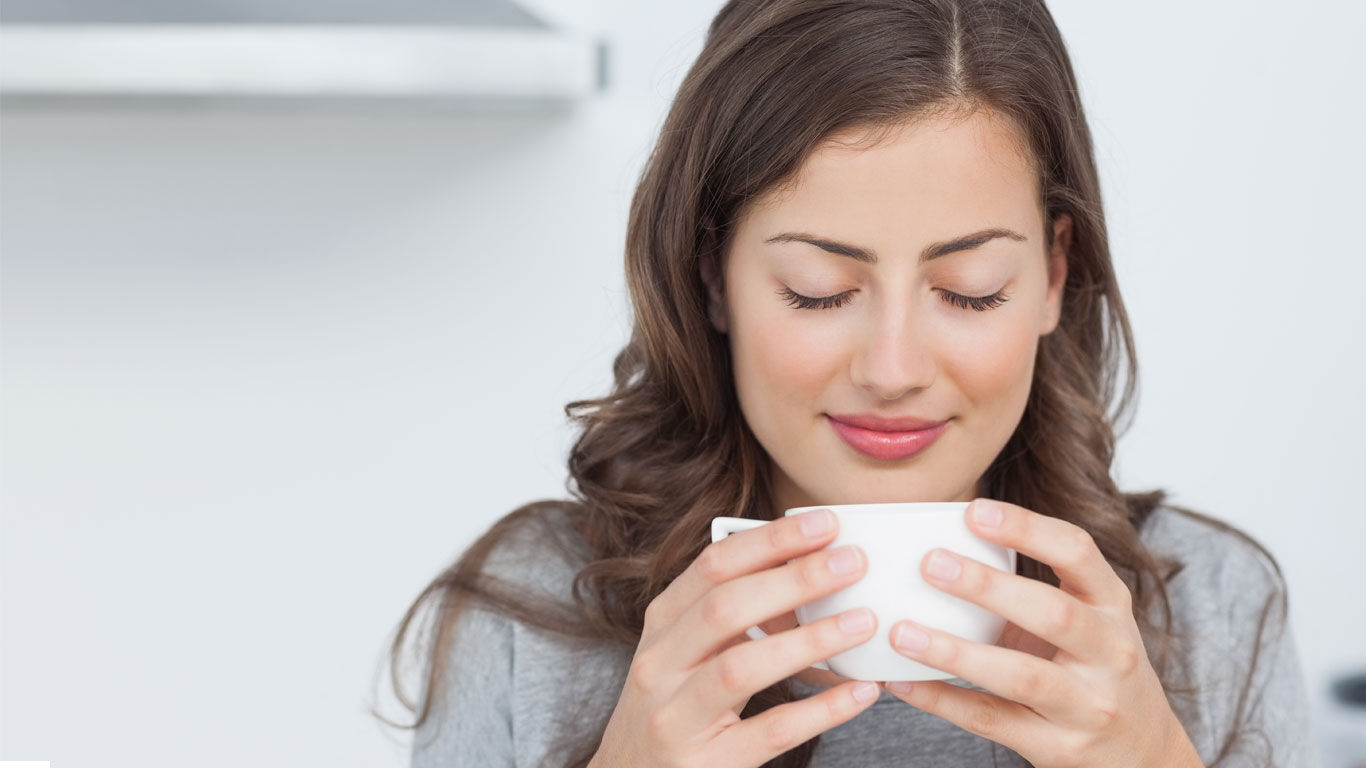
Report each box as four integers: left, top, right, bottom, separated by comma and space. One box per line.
825, 413, 949, 461
827, 412, 947, 432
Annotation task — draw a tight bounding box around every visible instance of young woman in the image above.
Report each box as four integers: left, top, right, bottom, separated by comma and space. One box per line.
381, 1, 1316, 765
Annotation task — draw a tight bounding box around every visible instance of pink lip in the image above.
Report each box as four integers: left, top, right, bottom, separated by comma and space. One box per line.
825, 414, 949, 461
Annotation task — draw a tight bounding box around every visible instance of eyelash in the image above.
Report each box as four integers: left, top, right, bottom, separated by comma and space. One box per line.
776, 287, 1011, 312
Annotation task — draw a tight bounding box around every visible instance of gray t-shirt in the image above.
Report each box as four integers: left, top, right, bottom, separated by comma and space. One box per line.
410, 504, 1319, 767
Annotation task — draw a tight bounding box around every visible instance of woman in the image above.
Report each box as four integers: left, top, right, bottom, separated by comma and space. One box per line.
380, 1, 1316, 765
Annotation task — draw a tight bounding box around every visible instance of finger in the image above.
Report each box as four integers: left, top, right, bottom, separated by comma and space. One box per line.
667, 607, 878, 733
651, 509, 839, 627
712, 678, 881, 766
888, 618, 1094, 726
882, 679, 1045, 758
919, 547, 1114, 662
664, 543, 867, 667
965, 499, 1129, 606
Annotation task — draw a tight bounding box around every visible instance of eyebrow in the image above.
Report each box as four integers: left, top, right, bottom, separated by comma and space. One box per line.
763, 227, 1028, 264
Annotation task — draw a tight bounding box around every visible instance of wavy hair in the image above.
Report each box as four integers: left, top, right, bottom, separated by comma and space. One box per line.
376, 1, 1286, 765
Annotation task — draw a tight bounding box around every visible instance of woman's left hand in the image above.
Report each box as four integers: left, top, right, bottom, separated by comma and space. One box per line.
881, 498, 1203, 768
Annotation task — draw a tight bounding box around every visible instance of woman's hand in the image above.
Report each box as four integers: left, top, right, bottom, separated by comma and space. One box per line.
880, 498, 1203, 768
591, 509, 882, 768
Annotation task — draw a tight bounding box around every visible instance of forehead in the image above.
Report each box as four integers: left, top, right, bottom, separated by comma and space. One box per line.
741, 109, 1042, 239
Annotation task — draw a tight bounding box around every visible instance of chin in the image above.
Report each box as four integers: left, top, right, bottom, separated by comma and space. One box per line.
810, 480, 951, 506
855, 471, 957, 503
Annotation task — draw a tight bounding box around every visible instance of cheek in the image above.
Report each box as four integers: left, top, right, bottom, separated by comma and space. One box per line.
942, 315, 1039, 411
729, 303, 840, 431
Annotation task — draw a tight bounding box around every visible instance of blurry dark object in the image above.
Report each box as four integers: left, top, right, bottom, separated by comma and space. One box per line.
1323, 668, 1366, 768
1333, 671, 1366, 706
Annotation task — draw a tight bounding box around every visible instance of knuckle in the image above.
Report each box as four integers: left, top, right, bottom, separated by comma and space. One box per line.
960, 559, 990, 598
644, 707, 673, 743
1057, 731, 1094, 768
808, 621, 841, 659
1115, 583, 1135, 613
824, 687, 851, 723
699, 590, 738, 629
932, 632, 960, 667
767, 516, 793, 551
628, 649, 661, 696
642, 595, 668, 630
1061, 525, 1096, 570
1006, 662, 1044, 704
762, 714, 799, 753
820, 614, 852, 648
1043, 598, 1077, 638
714, 650, 751, 695
1112, 638, 1142, 677
1090, 691, 1120, 728
695, 545, 729, 585
966, 700, 1003, 736
919, 681, 945, 710
798, 553, 831, 591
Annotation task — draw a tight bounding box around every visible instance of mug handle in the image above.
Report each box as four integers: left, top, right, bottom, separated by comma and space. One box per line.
710, 516, 831, 672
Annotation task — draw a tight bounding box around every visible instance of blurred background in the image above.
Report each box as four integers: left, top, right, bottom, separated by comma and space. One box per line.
1, 1, 1363, 766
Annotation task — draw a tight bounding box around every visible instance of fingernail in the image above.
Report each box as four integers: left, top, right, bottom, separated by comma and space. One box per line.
886, 680, 913, 695
971, 500, 1003, 528
800, 509, 834, 538
837, 607, 873, 635
827, 546, 860, 576
894, 622, 930, 653
852, 681, 880, 704
926, 549, 961, 581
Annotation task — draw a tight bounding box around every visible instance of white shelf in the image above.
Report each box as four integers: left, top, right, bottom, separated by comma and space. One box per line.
0, 24, 604, 102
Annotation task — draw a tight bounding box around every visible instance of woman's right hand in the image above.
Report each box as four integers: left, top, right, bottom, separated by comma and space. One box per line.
590, 509, 880, 767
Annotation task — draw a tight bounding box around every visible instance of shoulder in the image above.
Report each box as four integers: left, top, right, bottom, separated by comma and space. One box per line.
477, 500, 592, 602
425, 499, 595, 688
413, 502, 618, 766
1134, 504, 1290, 658
1137, 503, 1287, 605
475, 502, 632, 763
1133, 509, 1316, 766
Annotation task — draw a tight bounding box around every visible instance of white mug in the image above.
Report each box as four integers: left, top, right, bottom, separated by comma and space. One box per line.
710, 502, 1016, 682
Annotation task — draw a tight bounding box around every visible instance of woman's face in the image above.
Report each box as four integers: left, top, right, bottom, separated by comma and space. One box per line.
700, 108, 1071, 513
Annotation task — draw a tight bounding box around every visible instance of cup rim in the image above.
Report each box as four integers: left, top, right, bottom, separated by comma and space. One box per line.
784, 502, 970, 516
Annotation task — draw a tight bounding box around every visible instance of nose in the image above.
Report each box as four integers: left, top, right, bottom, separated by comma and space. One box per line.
848, 301, 937, 401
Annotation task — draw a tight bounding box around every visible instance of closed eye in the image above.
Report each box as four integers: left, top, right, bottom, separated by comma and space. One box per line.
776, 287, 1010, 312
939, 289, 1010, 311
776, 286, 855, 310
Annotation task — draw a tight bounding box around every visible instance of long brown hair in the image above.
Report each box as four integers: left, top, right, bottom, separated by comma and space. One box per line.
375, 1, 1287, 765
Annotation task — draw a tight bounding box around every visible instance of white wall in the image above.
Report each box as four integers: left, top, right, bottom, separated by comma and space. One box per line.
2, 1, 1362, 765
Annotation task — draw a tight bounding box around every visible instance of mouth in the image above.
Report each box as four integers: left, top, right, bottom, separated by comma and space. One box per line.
825, 414, 949, 461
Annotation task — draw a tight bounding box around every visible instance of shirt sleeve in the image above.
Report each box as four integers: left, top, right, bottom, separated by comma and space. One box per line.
1210, 587, 1319, 768
1146, 508, 1322, 768
410, 601, 517, 768
1199, 530, 1320, 768
1246, 621, 1320, 767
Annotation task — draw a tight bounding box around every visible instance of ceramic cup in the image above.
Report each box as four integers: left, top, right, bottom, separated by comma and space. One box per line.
710, 502, 1016, 682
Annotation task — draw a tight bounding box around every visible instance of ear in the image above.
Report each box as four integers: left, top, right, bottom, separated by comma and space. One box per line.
699, 251, 729, 334
1041, 213, 1071, 336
